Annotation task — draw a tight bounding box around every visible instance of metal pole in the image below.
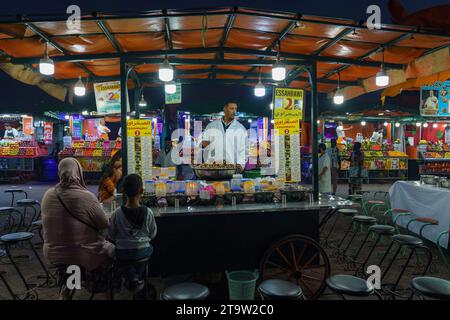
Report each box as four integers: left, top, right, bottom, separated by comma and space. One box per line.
309, 62, 319, 201
135, 87, 140, 119
120, 58, 128, 176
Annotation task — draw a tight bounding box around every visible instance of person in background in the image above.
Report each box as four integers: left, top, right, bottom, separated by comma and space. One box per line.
3, 123, 18, 140
98, 150, 123, 203
327, 139, 341, 195
97, 118, 111, 141
155, 137, 176, 167
41, 158, 114, 299
108, 174, 157, 295
348, 142, 365, 195
318, 143, 332, 194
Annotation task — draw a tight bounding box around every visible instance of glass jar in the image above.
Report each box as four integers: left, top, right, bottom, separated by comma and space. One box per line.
185, 181, 199, 196
214, 182, 225, 196
155, 181, 167, 197
243, 180, 255, 194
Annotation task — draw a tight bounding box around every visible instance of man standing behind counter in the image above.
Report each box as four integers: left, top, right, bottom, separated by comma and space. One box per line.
202, 101, 248, 173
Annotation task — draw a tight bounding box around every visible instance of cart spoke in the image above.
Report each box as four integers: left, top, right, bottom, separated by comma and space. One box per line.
266, 261, 291, 274
265, 268, 289, 279
301, 274, 323, 282
289, 241, 298, 269
275, 248, 293, 269
300, 263, 327, 271
296, 242, 309, 266
298, 277, 315, 296
302, 251, 320, 269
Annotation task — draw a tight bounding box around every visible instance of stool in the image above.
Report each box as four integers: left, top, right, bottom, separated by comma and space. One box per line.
436, 230, 450, 275
378, 234, 432, 299
0, 270, 17, 299
258, 279, 305, 300
4, 189, 28, 207
406, 217, 439, 238
363, 200, 387, 218
0, 232, 53, 297
29, 220, 43, 243
335, 215, 377, 264
161, 282, 210, 300
16, 199, 40, 231
326, 275, 382, 300
50, 264, 77, 300
352, 224, 396, 276
383, 208, 411, 226
410, 277, 450, 300
112, 256, 152, 300
0, 207, 22, 234
323, 208, 358, 248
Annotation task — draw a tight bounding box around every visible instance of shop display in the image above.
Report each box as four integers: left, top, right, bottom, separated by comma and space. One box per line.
0, 141, 44, 158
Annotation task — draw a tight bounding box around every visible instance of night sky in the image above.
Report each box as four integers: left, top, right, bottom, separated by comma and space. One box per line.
0, 0, 447, 115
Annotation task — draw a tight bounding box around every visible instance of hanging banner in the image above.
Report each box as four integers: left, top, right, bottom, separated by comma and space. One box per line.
43, 122, 53, 144
165, 83, 182, 104
273, 87, 304, 119
94, 81, 122, 114
420, 81, 450, 117
127, 119, 152, 180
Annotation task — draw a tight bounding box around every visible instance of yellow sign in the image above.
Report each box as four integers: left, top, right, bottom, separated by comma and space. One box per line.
127, 119, 152, 137
273, 87, 304, 119
274, 118, 300, 135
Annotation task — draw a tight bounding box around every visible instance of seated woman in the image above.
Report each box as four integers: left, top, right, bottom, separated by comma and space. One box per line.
108, 174, 157, 295
41, 158, 114, 297
98, 151, 122, 203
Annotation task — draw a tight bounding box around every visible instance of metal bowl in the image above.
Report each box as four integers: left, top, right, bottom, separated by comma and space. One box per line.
422, 175, 437, 185
192, 167, 236, 180
439, 179, 450, 189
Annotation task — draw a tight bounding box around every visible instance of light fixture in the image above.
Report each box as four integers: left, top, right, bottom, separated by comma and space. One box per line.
383, 121, 388, 127
82, 110, 88, 115
74, 76, 86, 96
423, 123, 429, 128
39, 42, 54, 76
272, 43, 286, 81
361, 121, 366, 126
164, 81, 176, 94
248, 119, 253, 123
337, 125, 343, 131
346, 112, 349, 115
254, 69, 266, 97
159, 55, 174, 82
64, 114, 70, 120
152, 118, 157, 123
317, 120, 321, 124
416, 122, 422, 127
126, 116, 130, 120
333, 73, 344, 105
433, 123, 438, 128
444, 124, 448, 128
138, 94, 147, 107
270, 120, 274, 124
395, 122, 400, 128
375, 50, 389, 87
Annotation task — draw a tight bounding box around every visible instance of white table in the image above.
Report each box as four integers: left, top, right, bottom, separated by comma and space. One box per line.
389, 181, 450, 249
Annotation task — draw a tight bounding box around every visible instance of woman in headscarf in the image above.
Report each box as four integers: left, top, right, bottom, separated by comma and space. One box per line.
41, 158, 114, 272
98, 150, 122, 203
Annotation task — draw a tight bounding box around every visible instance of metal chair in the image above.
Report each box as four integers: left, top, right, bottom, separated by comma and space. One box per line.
16, 199, 40, 231
4, 189, 28, 207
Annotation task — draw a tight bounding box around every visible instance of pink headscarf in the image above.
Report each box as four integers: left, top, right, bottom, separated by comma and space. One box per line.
57, 157, 86, 190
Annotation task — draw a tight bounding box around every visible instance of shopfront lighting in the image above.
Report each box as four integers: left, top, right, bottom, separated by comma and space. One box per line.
375, 50, 389, 87
433, 123, 438, 128
64, 114, 70, 120
39, 42, 54, 76
383, 121, 388, 127
74, 76, 86, 96
395, 122, 400, 128
254, 80, 266, 97
164, 81, 176, 94
416, 122, 422, 127
138, 94, 147, 107
423, 123, 429, 128
159, 57, 174, 82
361, 121, 366, 126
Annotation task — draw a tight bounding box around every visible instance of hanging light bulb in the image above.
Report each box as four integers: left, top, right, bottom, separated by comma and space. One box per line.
375, 50, 389, 87
433, 123, 438, 128
164, 81, 176, 94
74, 76, 86, 96
337, 125, 344, 131
272, 44, 286, 81
395, 122, 400, 128
361, 121, 366, 126
248, 119, 253, 123
64, 114, 70, 120
383, 121, 388, 127
159, 57, 174, 82
416, 122, 422, 127
270, 119, 274, 124
423, 123, 429, 128
254, 69, 266, 97
39, 42, 54, 76
317, 120, 321, 124
333, 73, 344, 105
138, 94, 147, 107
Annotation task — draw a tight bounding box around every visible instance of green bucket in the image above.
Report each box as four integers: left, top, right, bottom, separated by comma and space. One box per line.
226, 270, 259, 300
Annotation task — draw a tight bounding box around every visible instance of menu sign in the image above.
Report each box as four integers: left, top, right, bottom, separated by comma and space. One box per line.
420, 81, 450, 117
273, 87, 304, 120
274, 119, 300, 135
274, 134, 301, 182
127, 119, 152, 180
94, 81, 126, 114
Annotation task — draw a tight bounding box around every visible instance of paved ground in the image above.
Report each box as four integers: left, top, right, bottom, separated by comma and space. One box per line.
0, 181, 448, 300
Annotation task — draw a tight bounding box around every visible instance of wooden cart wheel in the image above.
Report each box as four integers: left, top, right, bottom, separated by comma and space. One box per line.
260, 235, 330, 300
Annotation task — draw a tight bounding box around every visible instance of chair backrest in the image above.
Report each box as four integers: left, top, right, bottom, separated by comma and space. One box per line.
0, 209, 23, 234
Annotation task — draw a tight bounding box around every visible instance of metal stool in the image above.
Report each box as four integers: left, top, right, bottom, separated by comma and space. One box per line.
410, 276, 450, 300
352, 224, 396, 276
112, 256, 152, 300
29, 220, 43, 243
4, 189, 28, 207
383, 208, 411, 226
0, 232, 53, 298
0, 207, 23, 234
326, 275, 382, 300
16, 199, 40, 231
335, 215, 377, 264
435, 230, 450, 275
378, 234, 432, 299
323, 208, 358, 248
161, 282, 210, 300
258, 279, 305, 300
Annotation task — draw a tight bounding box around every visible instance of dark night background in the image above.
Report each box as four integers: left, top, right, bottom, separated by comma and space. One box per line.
0, 0, 447, 117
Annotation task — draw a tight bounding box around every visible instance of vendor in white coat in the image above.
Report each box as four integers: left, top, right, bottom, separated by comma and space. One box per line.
202, 101, 248, 173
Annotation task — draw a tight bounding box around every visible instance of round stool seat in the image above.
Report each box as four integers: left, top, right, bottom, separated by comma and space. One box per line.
411, 277, 450, 300
392, 234, 423, 247
368, 224, 396, 235
392, 208, 410, 213
162, 282, 210, 300
0, 232, 34, 243
338, 209, 359, 216
367, 200, 385, 205
414, 217, 439, 225
16, 199, 39, 206
258, 279, 303, 300
0, 207, 14, 215
5, 189, 25, 194
353, 215, 377, 224
326, 275, 373, 296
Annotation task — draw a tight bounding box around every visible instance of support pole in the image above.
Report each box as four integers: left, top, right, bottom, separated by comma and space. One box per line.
309, 62, 319, 201
120, 58, 128, 176
134, 87, 140, 119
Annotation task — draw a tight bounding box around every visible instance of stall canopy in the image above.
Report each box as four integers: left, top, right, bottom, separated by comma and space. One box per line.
0, 6, 448, 102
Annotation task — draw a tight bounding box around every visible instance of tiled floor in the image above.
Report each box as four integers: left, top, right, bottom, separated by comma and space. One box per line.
0, 182, 449, 300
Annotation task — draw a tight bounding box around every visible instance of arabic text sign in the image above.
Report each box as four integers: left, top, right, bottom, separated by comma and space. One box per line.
127, 119, 152, 137
274, 118, 300, 135
94, 81, 121, 114
273, 88, 304, 119
420, 81, 450, 117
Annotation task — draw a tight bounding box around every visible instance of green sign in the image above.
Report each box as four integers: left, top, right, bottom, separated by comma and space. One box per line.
165, 83, 182, 104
